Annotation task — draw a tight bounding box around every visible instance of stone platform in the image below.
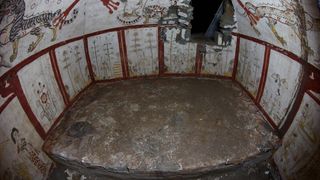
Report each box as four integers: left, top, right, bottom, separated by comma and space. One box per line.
43, 78, 278, 179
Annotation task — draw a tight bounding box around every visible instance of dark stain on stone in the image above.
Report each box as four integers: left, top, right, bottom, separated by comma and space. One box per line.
67, 121, 94, 138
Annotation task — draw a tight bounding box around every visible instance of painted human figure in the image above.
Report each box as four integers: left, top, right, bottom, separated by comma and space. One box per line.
11, 128, 48, 177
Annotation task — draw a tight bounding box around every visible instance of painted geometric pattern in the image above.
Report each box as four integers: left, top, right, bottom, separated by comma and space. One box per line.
55, 40, 91, 100
125, 27, 159, 77
88, 32, 123, 80
18, 53, 65, 132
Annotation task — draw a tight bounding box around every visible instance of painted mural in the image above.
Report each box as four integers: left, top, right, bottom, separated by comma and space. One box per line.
125, 27, 159, 76
232, 0, 320, 64
0, 0, 85, 76
116, 0, 168, 25
261, 51, 302, 127
84, 0, 180, 33
163, 28, 197, 74
88, 31, 123, 80
0, 0, 194, 77
18, 53, 65, 132
0, 0, 79, 62
201, 39, 236, 77
274, 94, 320, 179
302, 0, 320, 70
55, 40, 91, 100
0, 98, 52, 180
236, 39, 264, 97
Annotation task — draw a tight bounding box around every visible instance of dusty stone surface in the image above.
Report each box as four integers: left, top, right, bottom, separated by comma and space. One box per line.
43, 78, 278, 179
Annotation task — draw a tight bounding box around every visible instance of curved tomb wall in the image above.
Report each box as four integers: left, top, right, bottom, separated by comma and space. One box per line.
232, 0, 320, 179
0, 0, 319, 179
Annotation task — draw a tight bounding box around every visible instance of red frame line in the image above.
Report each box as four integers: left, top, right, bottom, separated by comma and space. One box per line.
117, 31, 127, 79
158, 26, 165, 76
232, 36, 241, 79
1, 24, 319, 140
83, 37, 96, 82
256, 46, 271, 103
234, 80, 278, 131
49, 50, 70, 105
307, 91, 320, 106
195, 44, 203, 75
0, 94, 16, 114
13, 75, 47, 140
118, 30, 130, 78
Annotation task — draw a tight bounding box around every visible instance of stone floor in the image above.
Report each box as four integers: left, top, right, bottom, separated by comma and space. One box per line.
44, 78, 279, 179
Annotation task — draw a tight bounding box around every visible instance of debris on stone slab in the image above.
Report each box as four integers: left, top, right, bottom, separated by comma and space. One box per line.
65, 169, 87, 180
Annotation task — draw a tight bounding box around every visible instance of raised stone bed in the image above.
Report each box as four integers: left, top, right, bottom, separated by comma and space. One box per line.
43, 78, 278, 179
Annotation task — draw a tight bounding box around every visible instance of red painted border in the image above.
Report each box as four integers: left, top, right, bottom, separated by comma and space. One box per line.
256, 46, 271, 103
83, 37, 96, 82
46, 82, 95, 135
199, 74, 233, 80
234, 80, 278, 131
95, 77, 125, 84
13, 75, 46, 139
118, 30, 130, 78
117, 31, 127, 79
0, 94, 16, 113
232, 36, 241, 79
49, 50, 70, 105
195, 44, 203, 75
0, 25, 173, 83
307, 91, 320, 106
279, 71, 308, 137
1, 24, 319, 140
158, 27, 165, 76
232, 32, 304, 64
162, 73, 198, 77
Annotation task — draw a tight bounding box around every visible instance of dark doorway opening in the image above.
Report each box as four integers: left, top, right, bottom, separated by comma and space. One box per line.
191, 0, 224, 34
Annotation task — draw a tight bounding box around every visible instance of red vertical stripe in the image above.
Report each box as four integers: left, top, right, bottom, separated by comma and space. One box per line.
234, 80, 279, 132
232, 36, 241, 79
158, 26, 165, 76
83, 37, 96, 82
279, 72, 308, 137
12, 75, 46, 139
256, 46, 271, 103
49, 50, 70, 104
195, 44, 203, 75
118, 31, 129, 78
121, 30, 130, 78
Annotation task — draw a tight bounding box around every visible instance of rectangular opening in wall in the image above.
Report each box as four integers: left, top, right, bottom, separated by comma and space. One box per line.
190, 0, 224, 36
190, 0, 235, 46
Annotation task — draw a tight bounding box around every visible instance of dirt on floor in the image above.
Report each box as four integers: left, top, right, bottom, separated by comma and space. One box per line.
44, 78, 279, 179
